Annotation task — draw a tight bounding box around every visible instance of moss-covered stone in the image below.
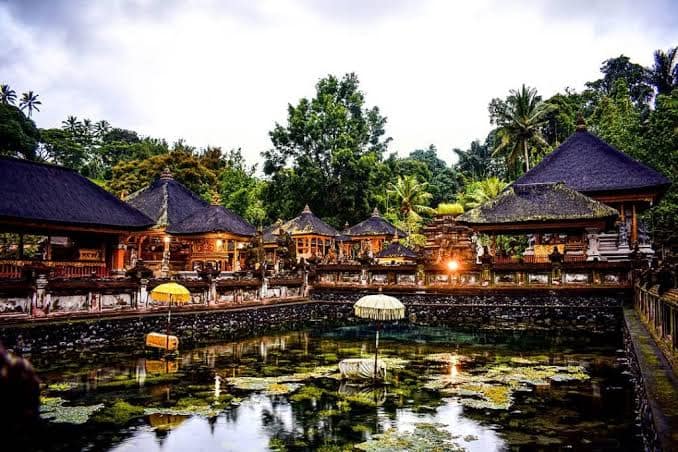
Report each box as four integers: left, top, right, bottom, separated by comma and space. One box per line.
91, 400, 145, 425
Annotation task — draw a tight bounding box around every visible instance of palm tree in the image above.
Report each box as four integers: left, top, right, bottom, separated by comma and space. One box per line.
19, 91, 41, 117
458, 177, 508, 209
387, 175, 434, 219
492, 84, 552, 175
95, 120, 111, 137
0, 84, 17, 105
62, 116, 81, 134
647, 47, 677, 96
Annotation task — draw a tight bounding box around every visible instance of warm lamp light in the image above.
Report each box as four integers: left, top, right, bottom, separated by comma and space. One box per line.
447, 259, 459, 272
163, 236, 171, 244
216, 239, 223, 250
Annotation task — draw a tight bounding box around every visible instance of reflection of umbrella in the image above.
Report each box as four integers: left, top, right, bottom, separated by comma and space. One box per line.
150, 282, 191, 351
354, 294, 405, 381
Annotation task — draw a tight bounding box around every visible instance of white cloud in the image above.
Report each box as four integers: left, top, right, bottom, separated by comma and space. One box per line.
1, 0, 676, 168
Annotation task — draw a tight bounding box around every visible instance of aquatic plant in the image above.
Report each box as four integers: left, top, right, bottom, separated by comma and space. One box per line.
90, 400, 145, 425
40, 396, 103, 424
354, 423, 466, 451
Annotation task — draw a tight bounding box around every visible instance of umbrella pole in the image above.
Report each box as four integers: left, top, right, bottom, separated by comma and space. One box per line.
166, 295, 171, 351
374, 321, 380, 382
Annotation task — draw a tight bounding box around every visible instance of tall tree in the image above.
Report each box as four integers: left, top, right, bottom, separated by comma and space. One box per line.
19, 91, 41, 118
0, 104, 40, 159
490, 84, 552, 176
0, 84, 17, 105
263, 73, 391, 226
585, 55, 653, 109
387, 175, 433, 219
646, 47, 677, 96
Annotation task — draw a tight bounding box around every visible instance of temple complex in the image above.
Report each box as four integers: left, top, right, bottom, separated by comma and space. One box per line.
125, 169, 254, 276
514, 121, 670, 261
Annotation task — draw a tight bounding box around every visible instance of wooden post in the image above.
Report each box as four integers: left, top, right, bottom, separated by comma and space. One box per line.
631, 204, 638, 244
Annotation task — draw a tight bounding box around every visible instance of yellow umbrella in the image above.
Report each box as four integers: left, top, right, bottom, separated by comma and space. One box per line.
354, 294, 405, 381
151, 282, 191, 351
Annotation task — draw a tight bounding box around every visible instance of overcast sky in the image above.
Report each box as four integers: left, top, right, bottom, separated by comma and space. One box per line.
1, 0, 676, 167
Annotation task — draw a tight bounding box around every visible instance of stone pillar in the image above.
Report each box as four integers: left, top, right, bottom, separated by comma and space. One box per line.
139, 278, 149, 310
260, 277, 268, 299
360, 268, 368, 285
32, 274, 49, 317
161, 237, 171, 278
208, 277, 217, 306
585, 228, 602, 261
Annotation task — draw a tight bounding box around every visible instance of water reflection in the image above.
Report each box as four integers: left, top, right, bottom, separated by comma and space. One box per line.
32, 325, 637, 452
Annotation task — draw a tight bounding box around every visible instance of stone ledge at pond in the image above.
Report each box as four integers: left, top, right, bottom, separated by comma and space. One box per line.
0, 289, 629, 354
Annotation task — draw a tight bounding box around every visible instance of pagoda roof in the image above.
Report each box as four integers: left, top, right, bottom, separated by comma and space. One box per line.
167, 205, 255, 237
515, 129, 670, 194
375, 242, 418, 259
344, 208, 406, 238
280, 205, 339, 237
0, 157, 153, 230
456, 182, 618, 229
126, 169, 207, 229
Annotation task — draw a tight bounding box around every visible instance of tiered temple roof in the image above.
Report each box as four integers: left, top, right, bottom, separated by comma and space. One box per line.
457, 182, 618, 231
0, 156, 153, 230
280, 205, 339, 237
126, 168, 207, 229
168, 205, 255, 236
375, 242, 418, 260
343, 208, 406, 238
515, 129, 670, 195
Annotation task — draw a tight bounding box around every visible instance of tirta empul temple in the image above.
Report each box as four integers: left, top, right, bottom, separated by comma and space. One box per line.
0, 124, 677, 450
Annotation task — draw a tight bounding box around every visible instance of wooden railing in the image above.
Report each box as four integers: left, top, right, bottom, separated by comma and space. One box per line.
0, 260, 108, 279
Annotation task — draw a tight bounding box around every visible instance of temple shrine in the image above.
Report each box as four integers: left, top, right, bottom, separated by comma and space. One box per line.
125, 169, 255, 276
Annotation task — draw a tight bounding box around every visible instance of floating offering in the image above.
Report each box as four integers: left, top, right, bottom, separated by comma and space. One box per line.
145, 332, 179, 351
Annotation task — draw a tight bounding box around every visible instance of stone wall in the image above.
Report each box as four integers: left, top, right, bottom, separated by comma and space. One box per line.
0, 302, 353, 354
312, 288, 629, 333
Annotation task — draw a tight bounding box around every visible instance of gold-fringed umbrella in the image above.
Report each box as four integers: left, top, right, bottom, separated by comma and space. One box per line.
150, 282, 191, 350
354, 294, 405, 381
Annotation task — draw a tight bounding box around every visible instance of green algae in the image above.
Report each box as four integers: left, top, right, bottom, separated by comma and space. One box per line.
91, 400, 145, 425
40, 396, 103, 424
354, 423, 465, 452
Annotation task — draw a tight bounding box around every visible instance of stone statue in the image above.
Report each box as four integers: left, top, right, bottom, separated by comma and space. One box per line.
618, 221, 629, 249
586, 229, 601, 261
638, 221, 650, 245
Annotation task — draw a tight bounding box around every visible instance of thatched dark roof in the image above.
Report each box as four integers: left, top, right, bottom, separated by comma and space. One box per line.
0, 157, 153, 229
262, 220, 285, 244
126, 169, 207, 229
375, 242, 418, 259
281, 205, 339, 237
515, 129, 670, 194
457, 182, 618, 226
167, 205, 255, 236
344, 208, 406, 238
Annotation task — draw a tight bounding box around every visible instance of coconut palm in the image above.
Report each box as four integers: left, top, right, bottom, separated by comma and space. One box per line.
387, 175, 434, 220
492, 84, 552, 175
62, 116, 81, 134
95, 120, 111, 137
458, 177, 508, 209
19, 91, 41, 117
0, 84, 17, 105
646, 47, 677, 96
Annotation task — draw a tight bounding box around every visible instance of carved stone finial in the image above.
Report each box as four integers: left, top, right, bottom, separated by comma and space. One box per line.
392, 230, 399, 243
303, 204, 311, 214
576, 114, 587, 131
160, 167, 173, 180
372, 207, 380, 217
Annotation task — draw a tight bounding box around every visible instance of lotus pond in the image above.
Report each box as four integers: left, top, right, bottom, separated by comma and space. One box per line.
28, 324, 639, 451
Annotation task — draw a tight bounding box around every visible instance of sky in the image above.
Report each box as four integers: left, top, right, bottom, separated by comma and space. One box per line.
1, 0, 676, 167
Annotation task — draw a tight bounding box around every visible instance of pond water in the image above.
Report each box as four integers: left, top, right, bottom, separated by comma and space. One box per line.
28, 324, 639, 451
